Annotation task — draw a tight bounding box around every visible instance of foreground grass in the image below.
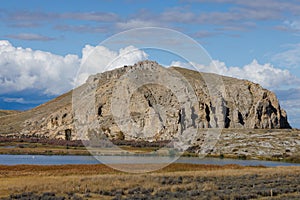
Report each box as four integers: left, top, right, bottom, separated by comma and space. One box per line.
1, 164, 300, 199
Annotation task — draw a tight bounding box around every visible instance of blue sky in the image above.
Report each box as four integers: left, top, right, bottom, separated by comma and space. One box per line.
1, 0, 300, 127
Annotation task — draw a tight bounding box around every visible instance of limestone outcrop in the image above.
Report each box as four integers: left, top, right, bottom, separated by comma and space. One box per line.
0, 61, 291, 141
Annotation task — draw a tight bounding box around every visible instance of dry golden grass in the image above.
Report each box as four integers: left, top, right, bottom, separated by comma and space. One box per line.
0, 164, 242, 197
1, 164, 300, 199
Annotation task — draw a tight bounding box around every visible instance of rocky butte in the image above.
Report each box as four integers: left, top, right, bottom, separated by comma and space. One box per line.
1, 60, 297, 159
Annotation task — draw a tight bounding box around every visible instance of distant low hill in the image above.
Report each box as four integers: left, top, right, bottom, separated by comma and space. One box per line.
0, 110, 21, 117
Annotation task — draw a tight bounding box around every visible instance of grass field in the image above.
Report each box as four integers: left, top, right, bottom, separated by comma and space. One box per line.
1, 164, 300, 199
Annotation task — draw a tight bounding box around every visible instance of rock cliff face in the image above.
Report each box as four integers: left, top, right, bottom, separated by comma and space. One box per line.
0, 61, 291, 141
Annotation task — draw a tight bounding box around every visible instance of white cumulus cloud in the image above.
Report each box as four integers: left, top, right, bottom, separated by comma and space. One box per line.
0, 41, 148, 94
0, 40, 80, 95
171, 59, 299, 90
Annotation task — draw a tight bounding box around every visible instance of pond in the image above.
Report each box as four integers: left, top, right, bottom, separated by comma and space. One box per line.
0, 154, 300, 167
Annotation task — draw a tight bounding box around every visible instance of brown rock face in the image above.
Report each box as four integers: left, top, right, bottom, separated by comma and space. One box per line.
0, 61, 291, 141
